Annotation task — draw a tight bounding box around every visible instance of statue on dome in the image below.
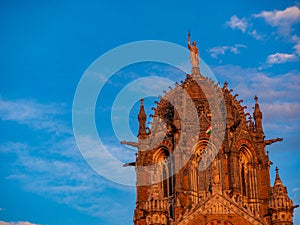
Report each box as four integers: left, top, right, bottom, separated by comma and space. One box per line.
187, 31, 200, 67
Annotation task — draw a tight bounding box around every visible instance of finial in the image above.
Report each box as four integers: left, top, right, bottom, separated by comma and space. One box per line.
275, 166, 279, 174
140, 98, 144, 106
254, 95, 258, 103
223, 81, 228, 90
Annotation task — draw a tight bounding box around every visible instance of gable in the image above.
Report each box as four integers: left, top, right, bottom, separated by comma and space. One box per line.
177, 193, 266, 225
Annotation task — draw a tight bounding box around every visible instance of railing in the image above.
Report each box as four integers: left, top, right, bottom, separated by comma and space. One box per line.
144, 199, 168, 211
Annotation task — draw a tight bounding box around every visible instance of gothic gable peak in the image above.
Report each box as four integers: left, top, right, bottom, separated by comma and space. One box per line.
178, 193, 265, 225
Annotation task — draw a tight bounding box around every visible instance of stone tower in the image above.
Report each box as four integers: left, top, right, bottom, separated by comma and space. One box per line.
122, 41, 298, 225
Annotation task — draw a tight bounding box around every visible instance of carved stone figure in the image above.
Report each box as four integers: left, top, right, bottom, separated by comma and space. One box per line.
188, 32, 200, 67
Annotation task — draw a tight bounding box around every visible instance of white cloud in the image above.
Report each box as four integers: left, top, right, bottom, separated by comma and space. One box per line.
266, 52, 297, 64
254, 6, 300, 35
294, 41, 300, 56
225, 15, 248, 32
209, 46, 228, 58
208, 44, 247, 58
263, 34, 300, 65
225, 15, 266, 40
0, 222, 39, 225
0, 98, 71, 135
249, 29, 265, 40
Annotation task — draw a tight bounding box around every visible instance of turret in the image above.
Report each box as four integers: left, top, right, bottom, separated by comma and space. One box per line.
223, 81, 234, 128
269, 167, 299, 225
253, 96, 263, 132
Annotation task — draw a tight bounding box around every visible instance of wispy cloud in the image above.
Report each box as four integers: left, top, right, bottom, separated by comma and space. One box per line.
266, 52, 298, 64
225, 5, 300, 45
223, 5, 300, 71
254, 6, 300, 35
211, 65, 300, 131
225, 15, 265, 41
252, 6, 300, 66
249, 29, 265, 40
225, 15, 248, 32
0, 98, 71, 135
262, 102, 300, 123
0, 222, 39, 225
294, 39, 300, 55
1, 137, 135, 218
0, 97, 135, 222
292, 187, 300, 193
212, 65, 300, 101
208, 44, 247, 58
264, 35, 300, 65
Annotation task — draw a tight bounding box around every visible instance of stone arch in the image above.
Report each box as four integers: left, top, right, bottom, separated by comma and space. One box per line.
186, 133, 222, 162
147, 139, 172, 165
235, 139, 258, 163
191, 139, 209, 163
191, 138, 220, 171
152, 146, 170, 163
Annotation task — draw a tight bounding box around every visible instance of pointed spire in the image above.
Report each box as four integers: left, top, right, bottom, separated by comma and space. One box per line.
274, 166, 283, 186
254, 96, 261, 114
253, 96, 263, 132
138, 98, 147, 138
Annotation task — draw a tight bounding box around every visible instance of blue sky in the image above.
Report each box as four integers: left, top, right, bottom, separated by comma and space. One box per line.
0, 1, 300, 224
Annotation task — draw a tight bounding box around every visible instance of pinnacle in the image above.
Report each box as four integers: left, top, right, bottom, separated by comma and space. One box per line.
274, 166, 283, 186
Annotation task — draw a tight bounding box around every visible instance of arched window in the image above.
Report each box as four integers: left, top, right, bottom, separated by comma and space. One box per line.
239, 144, 258, 200
191, 140, 218, 202
152, 147, 174, 217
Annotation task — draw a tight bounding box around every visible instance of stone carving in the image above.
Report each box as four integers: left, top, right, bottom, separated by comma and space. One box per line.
187, 32, 200, 67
